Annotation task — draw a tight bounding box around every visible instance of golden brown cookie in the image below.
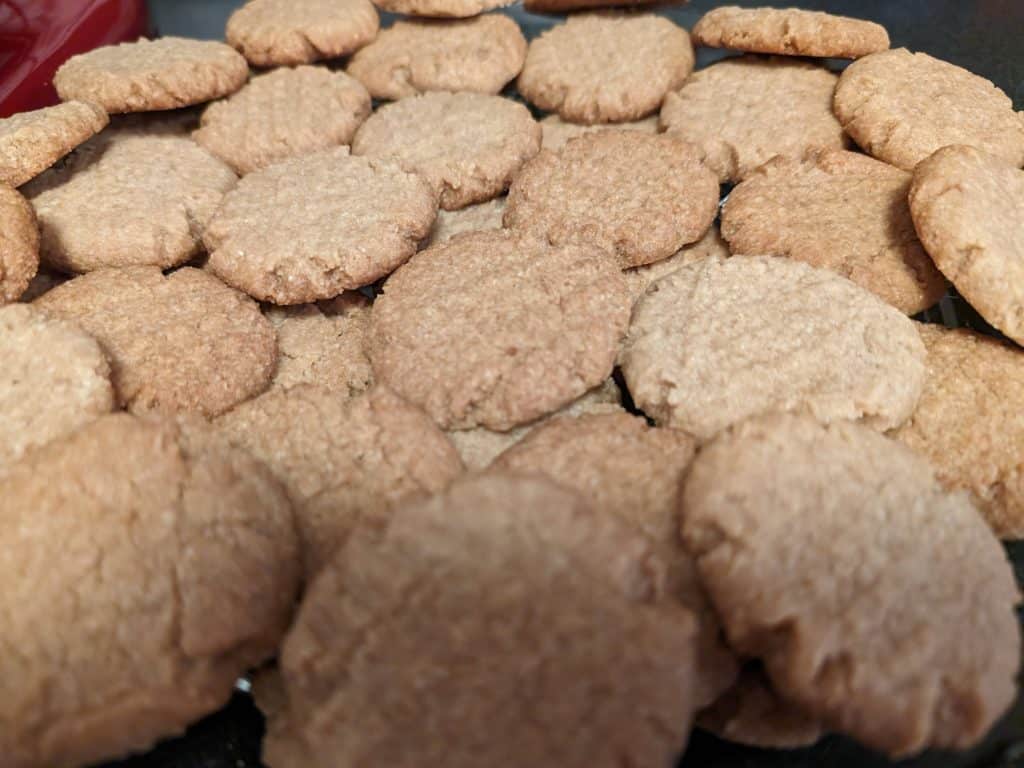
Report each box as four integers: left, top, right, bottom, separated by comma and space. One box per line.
424, 196, 505, 247
369, 0, 512, 18
0, 185, 39, 304
540, 114, 658, 151
0, 101, 108, 187
625, 224, 730, 301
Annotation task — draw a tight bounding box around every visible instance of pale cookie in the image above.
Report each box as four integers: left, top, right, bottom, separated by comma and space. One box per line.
36, 267, 276, 417
347, 16, 526, 101
834, 49, 1024, 171
23, 123, 236, 273
682, 413, 1021, 757
518, 13, 693, 125
204, 147, 436, 304
0, 101, 108, 187
722, 150, 946, 315
909, 145, 1024, 344
194, 66, 371, 176
352, 92, 540, 210
660, 56, 847, 183
226, 0, 379, 67
621, 255, 926, 440
540, 114, 658, 151
369, 0, 512, 19
0, 413, 300, 768
264, 472, 699, 768
54, 37, 248, 113
505, 131, 719, 268
425, 196, 505, 247
368, 230, 632, 431
625, 224, 730, 301
0, 186, 38, 304
692, 7, 889, 59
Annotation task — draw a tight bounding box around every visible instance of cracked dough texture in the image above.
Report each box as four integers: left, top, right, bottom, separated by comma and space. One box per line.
722, 150, 945, 315
194, 66, 371, 176
54, 37, 248, 113
0, 413, 300, 768
621, 255, 926, 440
35, 267, 276, 417
681, 413, 1021, 757
369, 229, 632, 430
204, 147, 437, 304
0, 185, 39, 304
834, 49, 1024, 171
352, 92, 540, 210
226, 0, 379, 67
909, 145, 1024, 345
370, 0, 512, 19
660, 56, 847, 183
424, 196, 505, 247
540, 113, 658, 151
505, 131, 719, 268
347, 16, 526, 100
264, 472, 698, 768
518, 13, 694, 125
0, 101, 108, 187
625, 224, 730, 301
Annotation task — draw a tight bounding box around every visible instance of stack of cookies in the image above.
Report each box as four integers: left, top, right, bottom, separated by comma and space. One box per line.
1, 3, 1022, 767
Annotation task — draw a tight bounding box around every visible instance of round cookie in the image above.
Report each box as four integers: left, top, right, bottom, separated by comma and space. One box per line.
35, 266, 276, 418
692, 7, 890, 59
721, 150, 946, 315
347, 16, 526, 101
504, 131, 719, 268
424, 196, 505, 247
368, 229, 633, 431
909, 145, 1024, 344
264, 472, 699, 768
369, 0, 512, 19
621, 255, 926, 441
225, 0, 379, 68
194, 66, 371, 176
681, 413, 1021, 757
204, 147, 436, 304
0, 186, 39, 304
660, 56, 848, 183
0, 413, 300, 768
352, 92, 540, 211
835, 49, 1024, 171
53, 37, 248, 114
625, 224, 730, 301
540, 114, 658, 152
518, 13, 693, 125
0, 101, 108, 187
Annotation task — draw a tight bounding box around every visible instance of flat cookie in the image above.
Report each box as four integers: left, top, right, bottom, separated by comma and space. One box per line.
264, 472, 699, 768
620, 255, 926, 440
35, 267, 276, 417
682, 413, 1020, 756
352, 92, 540, 210
369, 0, 512, 19
0, 413, 300, 768
0, 186, 38, 304
347, 16, 526, 101
625, 224, 730, 301
834, 49, 1024, 170
518, 13, 693, 125
369, 230, 632, 430
505, 131, 718, 268
204, 147, 436, 304
540, 114, 658, 151
909, 145, 1024, 344
194, 66, 371, 176
54, 37, 248, 114
660, 56, 847, 183
0, 101, 108, 187
722, 150, 946, 314
424, 196, 505, 247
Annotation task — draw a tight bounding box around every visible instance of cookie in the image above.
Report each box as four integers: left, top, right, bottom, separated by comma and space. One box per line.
0, 185, 39, 304
424, 196, 505, 247
660, 56, 848, 183
264, 472, 699, 768
621, 255, 926, 440
0, 413, 300, 768
54, 37, 248, 114
909, 145, 1024, 344
681, 413, 1021, 756
0, 101, 108, 187
23, 123, 236, 273
347, 16, 526, 101
540, 114, 658, 151
721, 150, 946, 315
368, 230, 632, 430
625, 224, 730, 300
225, 0, 379, 67
352, 92, 540, 210
692, 7, 889, 59
368, 0, 512, 19
204, 147, 436, 304
518, 13, 693, 125
194, 66, 371, 176
504, 131, 719, 268
35, 266, 276, 417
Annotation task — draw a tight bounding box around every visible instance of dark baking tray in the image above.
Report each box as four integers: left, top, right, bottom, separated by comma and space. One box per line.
103, 1, 1024, 766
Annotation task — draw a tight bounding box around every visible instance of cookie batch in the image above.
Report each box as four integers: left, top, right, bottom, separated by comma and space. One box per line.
0, 2, 1022, 767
